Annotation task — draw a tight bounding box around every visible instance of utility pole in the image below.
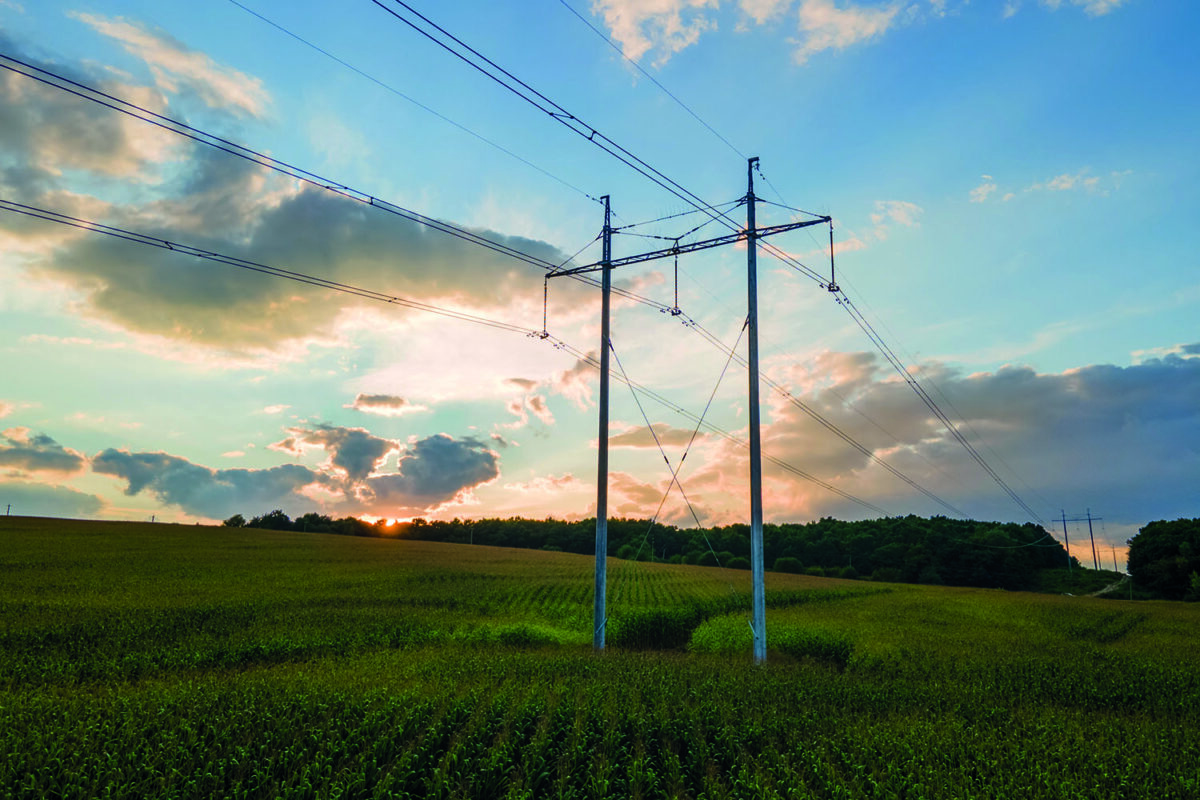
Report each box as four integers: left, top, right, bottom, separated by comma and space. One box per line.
547, 169, 829, 662
1060, 509, 1072, 574
746, 158, 767, 665
1086, 508, 1098, 571
593, 195, 612, 651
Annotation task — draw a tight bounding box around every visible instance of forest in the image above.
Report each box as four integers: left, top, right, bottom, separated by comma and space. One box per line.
224, 511, 1072, 591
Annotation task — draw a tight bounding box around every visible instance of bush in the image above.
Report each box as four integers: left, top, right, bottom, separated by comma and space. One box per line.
773, 557, 803, 574
727, 556, 751, 570
872, 567, 903, 583
839, 565, 859, 580
805, 566, 825, 577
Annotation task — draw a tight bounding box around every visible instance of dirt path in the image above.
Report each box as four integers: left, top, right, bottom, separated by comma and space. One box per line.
1089, 575, 1129, 597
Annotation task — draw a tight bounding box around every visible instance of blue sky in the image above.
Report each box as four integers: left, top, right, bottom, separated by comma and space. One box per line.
1, 0, 1197, 567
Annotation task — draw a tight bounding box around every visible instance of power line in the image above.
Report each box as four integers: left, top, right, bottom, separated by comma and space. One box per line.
3, 197, 886, 516
224, 0, 600, 203
555, 0, 747, 161
0, 52, 676, 317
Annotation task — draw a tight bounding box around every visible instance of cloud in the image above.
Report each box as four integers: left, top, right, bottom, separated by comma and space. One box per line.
0, 401, 12, 418
10, 157, 570, 350
1014, 0, 1129, 17
505, 472, 587, 493
870, 199, 922, 228
591, 0, 719, 65
792, 0, 901, 64
740, 346, 1200, 524
357, 434, 500, 516
0, 428, 87, 476
970, 175, 997, 203
90, 426, 502, 520
71, 13, 269, 117
92, 448, 325, 519
344, 393, 428, 417
552, 352, 597, 410
609, 421, 702, 448
272, 424, 398, 483
0, 480, 103, 517
0, 52, 178, 180
740, 0, 792, 24
262, 404, 290, 415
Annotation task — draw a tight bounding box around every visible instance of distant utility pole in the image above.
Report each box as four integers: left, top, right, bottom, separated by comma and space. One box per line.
549, 161, 829, 662
1060, 510, 1072, 574
1060, 509, 1103, 571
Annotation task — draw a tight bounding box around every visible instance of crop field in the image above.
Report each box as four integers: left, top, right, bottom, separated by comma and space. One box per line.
2, 517, 1198, 799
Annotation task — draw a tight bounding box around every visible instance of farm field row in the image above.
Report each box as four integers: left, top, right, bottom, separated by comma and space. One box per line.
2, 517, 1197, 799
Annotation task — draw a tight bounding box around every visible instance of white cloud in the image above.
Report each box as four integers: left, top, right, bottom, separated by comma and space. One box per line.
792, 0, 901, 64
591, 0, 719, 65
1006, 0, 1130, 17
71, 13, 269, 118
970, 175, 998, 203
739, 0, 792, 24
870, 199, 922, 228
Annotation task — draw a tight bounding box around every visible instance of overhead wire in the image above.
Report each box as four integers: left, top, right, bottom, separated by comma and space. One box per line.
224, 0, 600, 203
366, 0, 1046, 522
0, 52, 677, 317
2, 197, 886, 516
554, 0, 747, 161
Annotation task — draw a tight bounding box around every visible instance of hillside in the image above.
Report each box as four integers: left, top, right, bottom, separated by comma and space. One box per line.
2, 516, 1197, 799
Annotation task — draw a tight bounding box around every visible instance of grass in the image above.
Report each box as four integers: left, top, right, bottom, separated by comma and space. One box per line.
2, 516, 1198, 799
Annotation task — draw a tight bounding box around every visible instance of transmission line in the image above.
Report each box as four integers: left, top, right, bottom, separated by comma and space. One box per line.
3, 197, 885, 516
224, 0, 600, 203
555, 0, 747, 161
0, 52, 678, 317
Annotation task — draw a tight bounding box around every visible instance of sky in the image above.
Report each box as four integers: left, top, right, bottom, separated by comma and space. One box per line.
1, 0, 1197, 569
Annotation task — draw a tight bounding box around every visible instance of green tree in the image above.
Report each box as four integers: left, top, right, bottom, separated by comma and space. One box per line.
1127, 519, 1200, 599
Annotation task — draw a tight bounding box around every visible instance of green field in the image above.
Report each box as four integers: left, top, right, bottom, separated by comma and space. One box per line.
2, 517, 1197, 799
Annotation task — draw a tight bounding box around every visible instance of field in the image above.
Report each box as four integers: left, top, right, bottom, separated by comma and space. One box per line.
2, 517, 1198, 799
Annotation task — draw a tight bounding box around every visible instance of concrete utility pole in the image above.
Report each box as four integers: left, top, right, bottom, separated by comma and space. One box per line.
746, 157, 767, 665
593, 195, 612, 651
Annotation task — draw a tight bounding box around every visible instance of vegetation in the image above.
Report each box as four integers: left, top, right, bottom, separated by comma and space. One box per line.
227, 510, 1080, 591
2, 516, 1197, 799
1127, 518, 1200, 600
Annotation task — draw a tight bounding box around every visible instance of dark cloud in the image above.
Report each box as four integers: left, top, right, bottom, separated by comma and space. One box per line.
0, 53, 174, 179
92, 449, 324, 519
274, 424, 397, 483
0, 429, 87, 476
344, 393, 425, 417
0, 480, 103, 518
358, 434, 500, 516
0, 47, 578, 351
1181, 343, 1200, 356
610, 422, 700, 449
756, 348, 1200, 525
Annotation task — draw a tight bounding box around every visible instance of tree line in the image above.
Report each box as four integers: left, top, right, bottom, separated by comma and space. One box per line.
224, 511, 1078, 591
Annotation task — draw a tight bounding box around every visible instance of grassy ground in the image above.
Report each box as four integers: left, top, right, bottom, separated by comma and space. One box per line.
2, 516, 1197, 799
